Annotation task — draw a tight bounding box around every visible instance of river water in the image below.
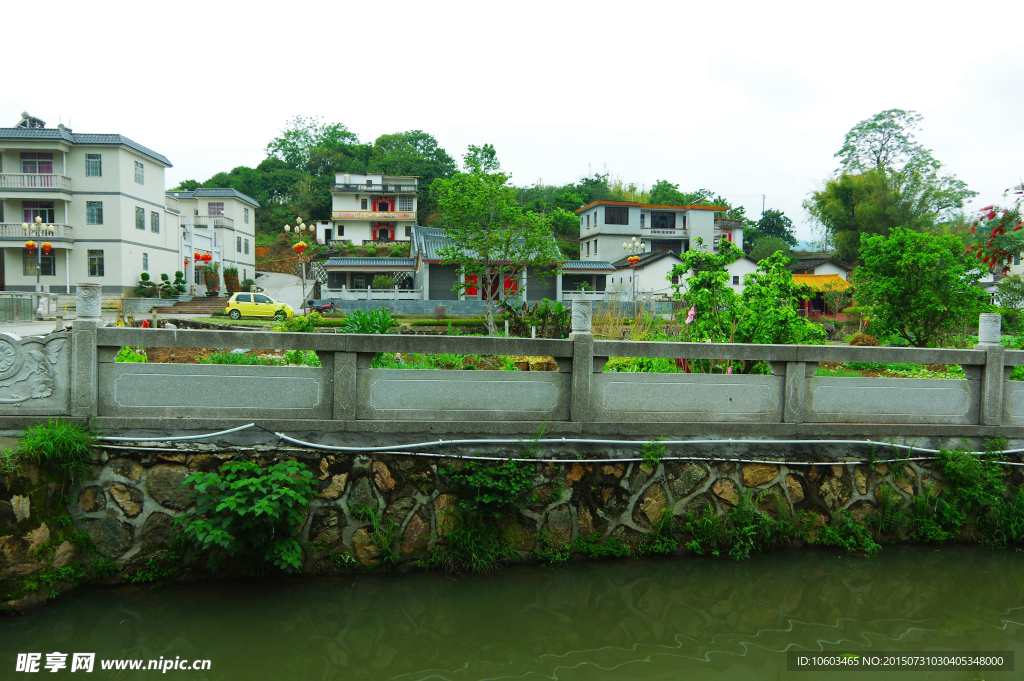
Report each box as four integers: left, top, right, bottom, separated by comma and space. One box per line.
2, 547, 1022, 680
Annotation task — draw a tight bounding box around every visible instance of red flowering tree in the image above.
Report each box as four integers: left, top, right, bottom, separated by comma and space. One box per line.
968, 182, 1024, 272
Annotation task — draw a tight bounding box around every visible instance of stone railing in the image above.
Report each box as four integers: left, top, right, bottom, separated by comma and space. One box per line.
0, 223, 72, 239
0, 173, 72, 191
1, 290, 1017, 436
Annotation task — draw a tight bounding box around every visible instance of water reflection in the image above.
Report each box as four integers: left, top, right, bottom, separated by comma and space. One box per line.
2, 547, 1023, 680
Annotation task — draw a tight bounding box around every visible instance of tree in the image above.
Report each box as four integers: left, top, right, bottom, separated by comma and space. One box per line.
734, 252, 825, 346
853, 227, 990, 347
996, 274, 1024, 310
835, 109, 927, 174
546, 207, 580, 241
749, 236, 793, 262
966, 182, 1024, 272
370, 130, 457, 222
668, 238, 742, 344
266, 116, 362, 171
746, 209, 797, 248
463, 143, 500, 174
433, 154, 562, 335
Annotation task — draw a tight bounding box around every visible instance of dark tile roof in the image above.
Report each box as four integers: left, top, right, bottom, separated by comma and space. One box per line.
610, 250, 681, 269
0, 126, 171, 166
785, 257, 852, 272
323, 257, 415, 269
167, 188, 260, 208
410, 225, 562, 262
562, 260, 616, 272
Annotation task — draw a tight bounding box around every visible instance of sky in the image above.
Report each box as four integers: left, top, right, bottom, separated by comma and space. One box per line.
4, 0, 1023, 241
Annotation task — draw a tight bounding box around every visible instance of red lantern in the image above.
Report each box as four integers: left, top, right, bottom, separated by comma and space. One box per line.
204, 254, 213, 262
292, 241, 307, 255
194, 252, 201, 260
41, 242, 52, 254
184, 258, 190, 266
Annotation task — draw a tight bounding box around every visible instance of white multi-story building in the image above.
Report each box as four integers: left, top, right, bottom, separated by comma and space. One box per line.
576, 201, 744, 261
165, 188, 259, 290
0, 113, 180, 295
313, 173, 418, 247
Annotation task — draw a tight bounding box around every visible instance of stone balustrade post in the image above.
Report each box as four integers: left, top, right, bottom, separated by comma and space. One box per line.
770, 361, 817, 424
975, 312, 1005, 426
569, 301, 594, 422
71, 283, 102, 418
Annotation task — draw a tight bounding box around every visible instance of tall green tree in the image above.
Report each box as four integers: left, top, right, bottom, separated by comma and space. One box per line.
745, 209, 797, 248
810, 110, 976, 262
853, 227, 990, 347
749, 236, 793, 262
433, 153, 561, 335
369, 130, 457, 222
266, 116, 363, 171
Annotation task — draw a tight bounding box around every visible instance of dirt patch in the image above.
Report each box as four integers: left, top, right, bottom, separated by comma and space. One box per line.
144, 348, 280, 364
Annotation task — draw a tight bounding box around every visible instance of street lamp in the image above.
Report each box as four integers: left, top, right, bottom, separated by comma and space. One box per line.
22, 216, 47, 290
622, 237, 645, 318
283, 217, 310, 313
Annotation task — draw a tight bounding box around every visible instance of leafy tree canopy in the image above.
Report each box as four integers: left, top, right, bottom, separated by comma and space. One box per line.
749, 235, 793, 262
432, 154, 561, 335
746, 209, 797, 248
852, 227, 990, 347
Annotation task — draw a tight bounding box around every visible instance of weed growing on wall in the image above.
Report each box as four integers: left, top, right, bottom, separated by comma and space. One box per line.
176, 460, 316, 573
641, 438, 666, 468
639, 509, 678, 555
19, 419, 98, 484
351, 503, 400, 567
815, 511, 881, 554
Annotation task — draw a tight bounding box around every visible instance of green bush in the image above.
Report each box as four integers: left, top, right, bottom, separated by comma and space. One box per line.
115, 346, 147, 363
340, 308, 397, 334
371, 274, 395, 289
199, 352, 283, 366
19, 419, 97, 483
176, 459, 316, 573
276, 311, 322, 333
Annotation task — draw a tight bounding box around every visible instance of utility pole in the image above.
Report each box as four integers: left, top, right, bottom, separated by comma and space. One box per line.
762, 195, 765, 218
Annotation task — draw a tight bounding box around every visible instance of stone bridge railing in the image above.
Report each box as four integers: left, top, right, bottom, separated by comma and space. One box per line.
2, 284, 1021, 437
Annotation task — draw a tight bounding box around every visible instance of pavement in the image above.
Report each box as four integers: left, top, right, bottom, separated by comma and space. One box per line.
254, 272, 307, 313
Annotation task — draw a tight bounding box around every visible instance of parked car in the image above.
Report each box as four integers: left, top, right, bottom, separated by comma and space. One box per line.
225, 292, 294, 320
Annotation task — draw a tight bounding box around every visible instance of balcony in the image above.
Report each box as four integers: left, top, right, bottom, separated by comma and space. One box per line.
188, 215, 234, 228
0, 223, 73, 241
0, 173, 72, 191
164, 195, 179, 212
642, 227, 688, 237
332, 183, 418, 193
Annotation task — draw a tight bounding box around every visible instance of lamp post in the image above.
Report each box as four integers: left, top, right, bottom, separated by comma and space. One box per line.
284, 217, 310, 313
622, 236, 645, 319
22, 216, 48, 290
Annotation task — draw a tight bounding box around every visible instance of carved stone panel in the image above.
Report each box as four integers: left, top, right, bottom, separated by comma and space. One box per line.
0, 332, 70, 415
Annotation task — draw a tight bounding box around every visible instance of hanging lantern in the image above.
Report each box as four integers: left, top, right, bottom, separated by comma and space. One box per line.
24, 240, 36, 252
184, 258, 190, 266
205, 254, 213, 262
41, 242, 52, 254
292, 241, 307, 255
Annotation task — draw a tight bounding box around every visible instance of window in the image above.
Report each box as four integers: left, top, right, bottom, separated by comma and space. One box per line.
733, 275, 739, 285
254, 294, 271, 304
86, 202, 103, 225
671, 275, 679, 285
135, 207, 145, 230
85, 153, 102, 177
88, 250, 104, 277
366, 179, 372, 186
236, 294, 251, 303
605, 206, 629, 225
243, 269, 246, 280
21, 152, 53, 174
23, 201, 55, 223
143, 253, 149, 271
151, 211, 159, 233
650, 212, 676, 229
23, 251, 55, 276
640, 214, 645, 228
586, 241, 590, 256
237, 236, 242, 251
593, 239, 597, 255
208, 202, 224, 216
134, 161, 144, 184
361, 199, 368, 210
244, 239, 249, 255
244, 208, 249, 224
405, 225, 412, 237
1016, 254, 1021, 266
337, 225, 344, 236
399, 195, 414, 211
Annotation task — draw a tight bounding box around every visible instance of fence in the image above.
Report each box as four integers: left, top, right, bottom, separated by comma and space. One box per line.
0, 293, 37, 322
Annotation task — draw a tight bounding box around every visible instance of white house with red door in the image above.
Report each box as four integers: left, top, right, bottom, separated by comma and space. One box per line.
313, 173, 418, 247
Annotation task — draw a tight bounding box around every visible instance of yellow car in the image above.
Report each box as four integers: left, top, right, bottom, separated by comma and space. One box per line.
225, 292, 294, 320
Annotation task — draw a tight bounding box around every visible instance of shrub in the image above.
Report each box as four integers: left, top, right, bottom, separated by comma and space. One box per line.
134, 272, 158, 298
849, 333, 880, 346
276, 311, 322, 333
199, 352, 283, 366
240, 278, 256, 292
340, 308, 397, 334
172, 271, 187, 296
115, 346, 147, 363
223, 267, 240, 294
434, 306, 448, 320
365, 244, 377, 256
372, 274, 395, 290
203, 264, 220, 292
19, 419, 97, 483
176, 459, 316, 573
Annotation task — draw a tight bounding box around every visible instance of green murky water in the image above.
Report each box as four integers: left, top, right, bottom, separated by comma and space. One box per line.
2, 547, 1023, 680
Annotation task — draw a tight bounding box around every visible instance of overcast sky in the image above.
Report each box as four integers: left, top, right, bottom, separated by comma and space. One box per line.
4, 0, 1022, 241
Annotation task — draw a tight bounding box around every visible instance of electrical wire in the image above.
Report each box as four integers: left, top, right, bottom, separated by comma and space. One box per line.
97, 423, 256, 442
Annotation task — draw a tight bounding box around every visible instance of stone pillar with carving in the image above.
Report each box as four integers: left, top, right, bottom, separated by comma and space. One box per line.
974, 312, 1005, 425
569, 300, 594, 422
71, 283, 101, 417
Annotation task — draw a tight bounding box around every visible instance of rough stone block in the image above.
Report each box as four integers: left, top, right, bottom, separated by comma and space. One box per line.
742, 463, 779, 488
145, 464, 193, 511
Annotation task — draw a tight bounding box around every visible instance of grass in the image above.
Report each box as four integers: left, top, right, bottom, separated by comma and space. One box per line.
19, 419, 98, 483
198, 350, 321, 367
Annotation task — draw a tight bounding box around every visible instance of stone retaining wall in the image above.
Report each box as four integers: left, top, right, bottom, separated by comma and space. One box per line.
5, 440, 1015, 613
